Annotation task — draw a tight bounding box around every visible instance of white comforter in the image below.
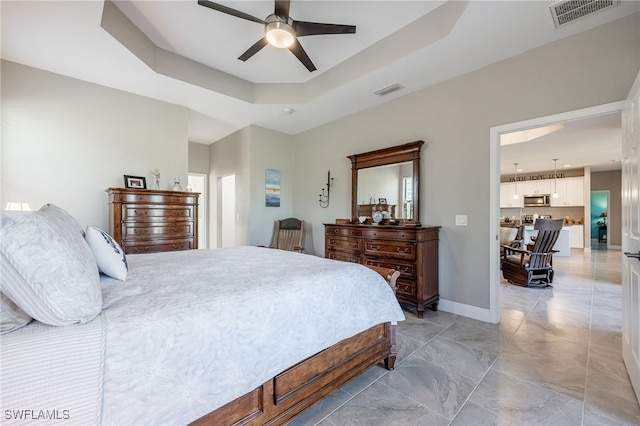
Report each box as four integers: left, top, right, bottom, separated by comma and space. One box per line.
99, 247, 405, 425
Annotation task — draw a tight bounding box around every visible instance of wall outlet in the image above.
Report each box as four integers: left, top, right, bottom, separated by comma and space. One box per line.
455, 215, 468, 226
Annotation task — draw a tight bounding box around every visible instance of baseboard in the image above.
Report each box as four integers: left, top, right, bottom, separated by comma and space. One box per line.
438, 299, 494, 323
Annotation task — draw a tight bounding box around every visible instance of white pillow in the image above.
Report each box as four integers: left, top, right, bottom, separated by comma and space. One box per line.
0, 292, 32, 334
0, 205, 102, 326
85, 226, 128, 281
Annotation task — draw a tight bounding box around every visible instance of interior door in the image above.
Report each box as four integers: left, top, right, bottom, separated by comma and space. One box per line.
622, 71, 640, 404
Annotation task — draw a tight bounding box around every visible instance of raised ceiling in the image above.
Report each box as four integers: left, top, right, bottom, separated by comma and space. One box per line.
2, 1, 638, 173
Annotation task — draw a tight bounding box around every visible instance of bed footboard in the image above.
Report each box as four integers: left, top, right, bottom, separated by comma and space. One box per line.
190, 322, 396, 426
189, 266, 399, 426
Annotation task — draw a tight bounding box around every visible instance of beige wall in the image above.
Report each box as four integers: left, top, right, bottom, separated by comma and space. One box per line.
591, 170, 622, 246
208, 125, 294, 248
1, 60, 189, 230
291, 13, 640, 311
188, 142, 210, 175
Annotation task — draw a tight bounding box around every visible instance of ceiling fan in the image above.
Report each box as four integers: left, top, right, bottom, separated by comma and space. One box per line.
197, 0, 356, 72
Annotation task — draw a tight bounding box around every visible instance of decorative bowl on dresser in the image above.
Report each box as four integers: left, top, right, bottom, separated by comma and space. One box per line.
106, 188, 199, 254
324, 141, 440, 318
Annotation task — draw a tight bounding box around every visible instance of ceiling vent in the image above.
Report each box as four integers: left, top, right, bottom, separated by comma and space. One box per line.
374, 83, 403, 97
549, 0, 620, 28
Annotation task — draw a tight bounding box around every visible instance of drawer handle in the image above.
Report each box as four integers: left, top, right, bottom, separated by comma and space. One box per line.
134, 229, 148, 234
373, 245, 381, 251
397, 247, 409, 254
133, 247, 147, 253
134, 210, 147, 215
350, 243, 358, 248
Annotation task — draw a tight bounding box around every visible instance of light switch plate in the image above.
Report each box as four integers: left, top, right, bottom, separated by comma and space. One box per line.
455, 215, 468, 226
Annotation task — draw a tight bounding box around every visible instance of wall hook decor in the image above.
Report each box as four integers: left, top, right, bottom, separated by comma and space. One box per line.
318, 170, 334, 208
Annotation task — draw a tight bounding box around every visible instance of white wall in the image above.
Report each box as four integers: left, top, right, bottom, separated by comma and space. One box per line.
208, 125, 293, 248
291, 13, 640, 311
1, 60, 189, 230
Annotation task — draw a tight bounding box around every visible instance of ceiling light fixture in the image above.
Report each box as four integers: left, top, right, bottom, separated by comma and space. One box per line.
552, 158, 559, 198
513, 162, 519, 200
265, 15, 295, 48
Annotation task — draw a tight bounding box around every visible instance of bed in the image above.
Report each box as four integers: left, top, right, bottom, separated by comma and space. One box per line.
0, 205, 405, 425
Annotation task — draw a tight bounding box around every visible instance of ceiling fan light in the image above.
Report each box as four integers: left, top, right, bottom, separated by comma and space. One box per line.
265, 21, 295, 48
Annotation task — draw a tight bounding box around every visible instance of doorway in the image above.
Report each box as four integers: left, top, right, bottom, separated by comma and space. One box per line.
590, 190, 609, 249
218, 174, 236, 248
490, 101, 624, 323
188, 173, 207, 249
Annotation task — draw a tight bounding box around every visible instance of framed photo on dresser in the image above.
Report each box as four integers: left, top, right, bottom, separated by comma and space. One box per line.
124, 175, 146, 189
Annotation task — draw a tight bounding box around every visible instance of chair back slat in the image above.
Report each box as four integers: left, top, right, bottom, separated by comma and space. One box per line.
530, 219, 563, 268
271, 218, 304, 252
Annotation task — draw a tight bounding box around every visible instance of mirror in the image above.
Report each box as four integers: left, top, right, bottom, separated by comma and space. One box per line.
348, 141, 423, 226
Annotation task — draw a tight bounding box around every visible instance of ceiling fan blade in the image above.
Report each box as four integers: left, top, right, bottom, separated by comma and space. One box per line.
288, 39, 316, 72
274, 0, 290, 20
238, 38, 269, 62
293, 21, 356, 37
197, 0, 265, 24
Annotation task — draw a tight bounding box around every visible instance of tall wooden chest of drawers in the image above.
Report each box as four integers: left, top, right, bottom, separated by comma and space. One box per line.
107, 188, 199, 254
325, 224, 439, 318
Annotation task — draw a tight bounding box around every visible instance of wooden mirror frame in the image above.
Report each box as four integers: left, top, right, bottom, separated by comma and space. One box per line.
347, 141, 424, 226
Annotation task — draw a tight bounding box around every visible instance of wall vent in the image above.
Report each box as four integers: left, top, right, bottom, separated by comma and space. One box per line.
374, 83, 403, 97
549, 0, 620, 28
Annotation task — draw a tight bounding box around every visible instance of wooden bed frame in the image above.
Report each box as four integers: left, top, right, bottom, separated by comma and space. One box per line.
190, 267, 400, 426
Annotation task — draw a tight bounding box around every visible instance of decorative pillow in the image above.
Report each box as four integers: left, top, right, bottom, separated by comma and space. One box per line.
85, 226, 128, 281
0, 292, 32, 334
0, 205, 102, 326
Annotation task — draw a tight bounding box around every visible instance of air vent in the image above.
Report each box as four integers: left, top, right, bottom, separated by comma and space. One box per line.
374, 83, 403, 97
549, 0, 620, 28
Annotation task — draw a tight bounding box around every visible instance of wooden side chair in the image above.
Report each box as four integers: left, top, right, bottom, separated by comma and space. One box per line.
268, 218, 304, 253
501, 219, 563, 288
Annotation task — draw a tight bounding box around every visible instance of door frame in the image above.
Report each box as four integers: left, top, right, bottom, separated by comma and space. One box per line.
489, 101, 624, 323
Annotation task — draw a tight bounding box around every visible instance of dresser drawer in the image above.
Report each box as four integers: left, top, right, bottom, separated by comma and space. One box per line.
395, 279, 416, 298
116, 192, 197, 205
363, 257, 416, 279
122, 223, 193, 240
325, 236, 362, 253
326, 250, 361, 264
124, 238, 194, 254
122, 205, 194, 222
363, 240, 415, 260
362, 229, 416, 240
325, 226, 363, 237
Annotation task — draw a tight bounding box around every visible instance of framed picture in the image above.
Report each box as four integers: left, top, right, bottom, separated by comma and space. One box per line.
378, 198, 387, 204
124, 175, 146, 189
265, 169, 281, 207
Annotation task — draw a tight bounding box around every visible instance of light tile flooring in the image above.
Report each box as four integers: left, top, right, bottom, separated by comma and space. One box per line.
289, 246, 640, 425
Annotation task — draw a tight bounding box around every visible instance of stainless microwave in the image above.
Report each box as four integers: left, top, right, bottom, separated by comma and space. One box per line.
523, 194, 551, 207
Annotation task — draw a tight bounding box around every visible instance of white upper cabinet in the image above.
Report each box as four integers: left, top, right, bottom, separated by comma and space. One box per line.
500, 182, 524, 208
550, 176, 584, 206
520, 179, 553, 196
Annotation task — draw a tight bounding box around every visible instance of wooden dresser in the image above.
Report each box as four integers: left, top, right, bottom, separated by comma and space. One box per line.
325, 223, 439, 318
107, 188, 199, 254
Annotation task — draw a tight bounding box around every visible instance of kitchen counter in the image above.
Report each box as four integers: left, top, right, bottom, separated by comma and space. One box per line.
523, 225, 572, 256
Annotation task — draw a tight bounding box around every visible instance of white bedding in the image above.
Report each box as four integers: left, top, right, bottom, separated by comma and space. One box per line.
101, 246, 404, 425
1, 246, 404, 425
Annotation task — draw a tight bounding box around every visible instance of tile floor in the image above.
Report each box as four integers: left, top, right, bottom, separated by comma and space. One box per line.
288, 247, 640, 425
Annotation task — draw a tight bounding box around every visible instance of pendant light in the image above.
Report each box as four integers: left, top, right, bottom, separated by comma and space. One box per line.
513, 162, 519, 199
552, 158, 559, 198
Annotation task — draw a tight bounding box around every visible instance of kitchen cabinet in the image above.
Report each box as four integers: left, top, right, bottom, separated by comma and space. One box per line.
569, 225, 584, 248
500, 182, 523, 208
550, 177, 584, 207
520, 179, 553, 196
